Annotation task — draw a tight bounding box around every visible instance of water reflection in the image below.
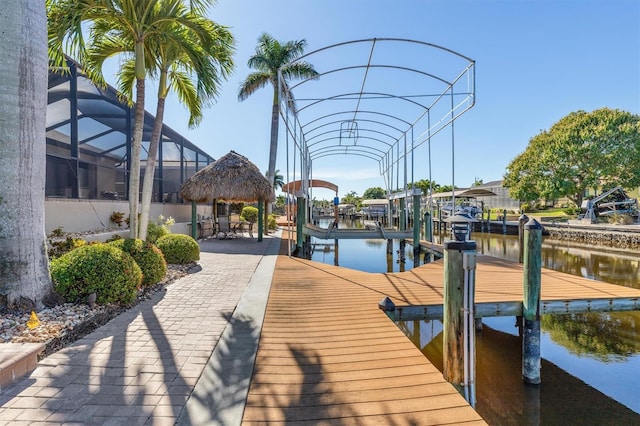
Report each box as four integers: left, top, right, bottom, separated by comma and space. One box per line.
398, 319, 640, 425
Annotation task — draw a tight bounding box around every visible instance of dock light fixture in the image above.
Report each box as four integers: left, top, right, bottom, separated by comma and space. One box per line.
444, 213, 476, 241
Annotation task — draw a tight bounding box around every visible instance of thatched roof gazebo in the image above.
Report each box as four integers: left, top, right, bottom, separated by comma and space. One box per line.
179, 151, 274, 241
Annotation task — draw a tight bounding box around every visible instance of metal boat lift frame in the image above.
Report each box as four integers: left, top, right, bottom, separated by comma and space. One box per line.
277, 38, 476, 253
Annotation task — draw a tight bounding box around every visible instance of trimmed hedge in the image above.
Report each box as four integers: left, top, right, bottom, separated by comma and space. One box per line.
108, 238, 167, 288
156, 234, 200, 264
50, 243, 142, 305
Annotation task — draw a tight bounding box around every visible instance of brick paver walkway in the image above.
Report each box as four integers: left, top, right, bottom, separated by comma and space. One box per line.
0, 233, 280, 425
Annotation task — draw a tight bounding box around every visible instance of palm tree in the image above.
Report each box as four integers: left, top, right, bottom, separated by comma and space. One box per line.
239, 33, 318, 232
0, 0, 54, 310
90, 13, 234, 240
272, 169, 285, 191
47, 0, 216, 238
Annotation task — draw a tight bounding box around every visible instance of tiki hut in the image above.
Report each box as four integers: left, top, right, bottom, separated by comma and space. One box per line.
179, 151, 274, 240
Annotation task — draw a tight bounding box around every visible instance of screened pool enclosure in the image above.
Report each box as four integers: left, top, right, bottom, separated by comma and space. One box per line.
46, 59, 214, 203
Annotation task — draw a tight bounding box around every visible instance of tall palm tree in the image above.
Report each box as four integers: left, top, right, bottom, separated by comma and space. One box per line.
89, 13, 234, 240
0, 0, 54, 310
272, 169, 285, 191
239, 33, 318, 232
47, 0, 216, 238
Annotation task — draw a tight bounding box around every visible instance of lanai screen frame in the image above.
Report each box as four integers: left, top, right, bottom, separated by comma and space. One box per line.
278, 38, 476, 216
46, 57, 214, 202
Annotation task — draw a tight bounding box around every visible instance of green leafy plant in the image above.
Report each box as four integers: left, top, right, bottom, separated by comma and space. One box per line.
47, 228, 86, 259
50, 227, 64, 237
240, 206, 259, 223
108, 238, 167, 288
146, 215, 175, 244
156, 234, 200, 264
268, 213, 277, 230
110, 211, 126, 227
50, 244, 142, 306
47, 237, 87, 260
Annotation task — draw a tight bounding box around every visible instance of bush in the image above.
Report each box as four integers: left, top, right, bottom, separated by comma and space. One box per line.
156, 234, 200, 264
268, 213, 277, 230
50, 244, 142, 305
108, 238, 167, 288
48, 236, 86, 260
240, 206, 259, 223
146, 215, 175, 244
563, 206, 580, 216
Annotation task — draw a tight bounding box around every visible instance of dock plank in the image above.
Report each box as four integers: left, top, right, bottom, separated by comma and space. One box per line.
244, 238, 640, 424
243, 254, 487, 425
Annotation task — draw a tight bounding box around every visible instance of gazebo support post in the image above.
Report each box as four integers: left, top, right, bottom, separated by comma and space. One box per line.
257, 198, 264, 242
191, 201, 197, 240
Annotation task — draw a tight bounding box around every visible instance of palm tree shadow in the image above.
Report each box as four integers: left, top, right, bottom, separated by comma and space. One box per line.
178, 313, 260, 425
24, 297, 162, 422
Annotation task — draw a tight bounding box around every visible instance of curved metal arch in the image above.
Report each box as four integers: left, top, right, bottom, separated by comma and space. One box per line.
311, 143, 387, 159
286, 37, 474, 91
307, 135, 394, 150
294, 37, 474, 68
305, 118, 406, 137
290, 64, 451, 92
297, 91, 430, 114
302, 110, 412, 129
306, 127, 399, 146
311, 150, 383, 163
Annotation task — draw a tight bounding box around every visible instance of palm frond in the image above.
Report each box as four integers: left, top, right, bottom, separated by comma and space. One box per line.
238, 72, 272, 101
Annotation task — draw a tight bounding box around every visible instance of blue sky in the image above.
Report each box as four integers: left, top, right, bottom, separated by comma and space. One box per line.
112, 0, 640, 200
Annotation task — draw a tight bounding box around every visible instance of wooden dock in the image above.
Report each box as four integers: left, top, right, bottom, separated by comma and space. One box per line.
242, 236, 640, 424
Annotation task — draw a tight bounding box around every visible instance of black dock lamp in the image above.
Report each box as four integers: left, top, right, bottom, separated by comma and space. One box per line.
444, 213, 476, 241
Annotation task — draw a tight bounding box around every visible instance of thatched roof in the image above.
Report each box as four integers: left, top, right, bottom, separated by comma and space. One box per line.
179, 151, 275, 203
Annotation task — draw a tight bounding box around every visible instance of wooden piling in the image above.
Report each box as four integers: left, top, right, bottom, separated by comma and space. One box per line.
413, 192, 421, 254
502, 209, 507, 234
517, 214, 528, 263
296, 196, 305, 252
443, 240, 477, 406
522, 218, 542, 384
424, 211, 432, 242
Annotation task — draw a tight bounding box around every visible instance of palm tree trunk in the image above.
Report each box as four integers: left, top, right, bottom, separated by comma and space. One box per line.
0, 0, 54, 310
139, 95, 166, 241
266, 94, 279, 234
129, 77, 145, 239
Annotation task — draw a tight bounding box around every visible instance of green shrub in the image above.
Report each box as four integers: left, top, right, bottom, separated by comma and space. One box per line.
156, 234, 200, 264
108, 238, 167, 287
105, 234, 123, 243
240, 206, 259, 223
563, 206, 580, 216
146, 215, 175, 244
110, 211, 126, 227
268, 213, 277, 230
47, 237, 87, 260
50, 244, 142, 305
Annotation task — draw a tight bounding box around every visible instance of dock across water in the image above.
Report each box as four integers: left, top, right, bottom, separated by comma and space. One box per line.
241, 235, 640, 424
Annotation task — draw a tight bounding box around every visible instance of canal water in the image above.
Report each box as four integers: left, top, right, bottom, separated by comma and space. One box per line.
308, 220, 640, 425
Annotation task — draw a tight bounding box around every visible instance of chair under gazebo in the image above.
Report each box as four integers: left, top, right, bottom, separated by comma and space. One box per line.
179, 151, 275, 241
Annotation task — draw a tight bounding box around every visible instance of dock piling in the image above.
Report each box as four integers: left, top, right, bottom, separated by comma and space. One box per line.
502, 209, 507, 234
413, 191, 421, 255
522, 218, 542, 384
443, 240, 477, 407
518, 214, 529, 263
424, 211, 432, 242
